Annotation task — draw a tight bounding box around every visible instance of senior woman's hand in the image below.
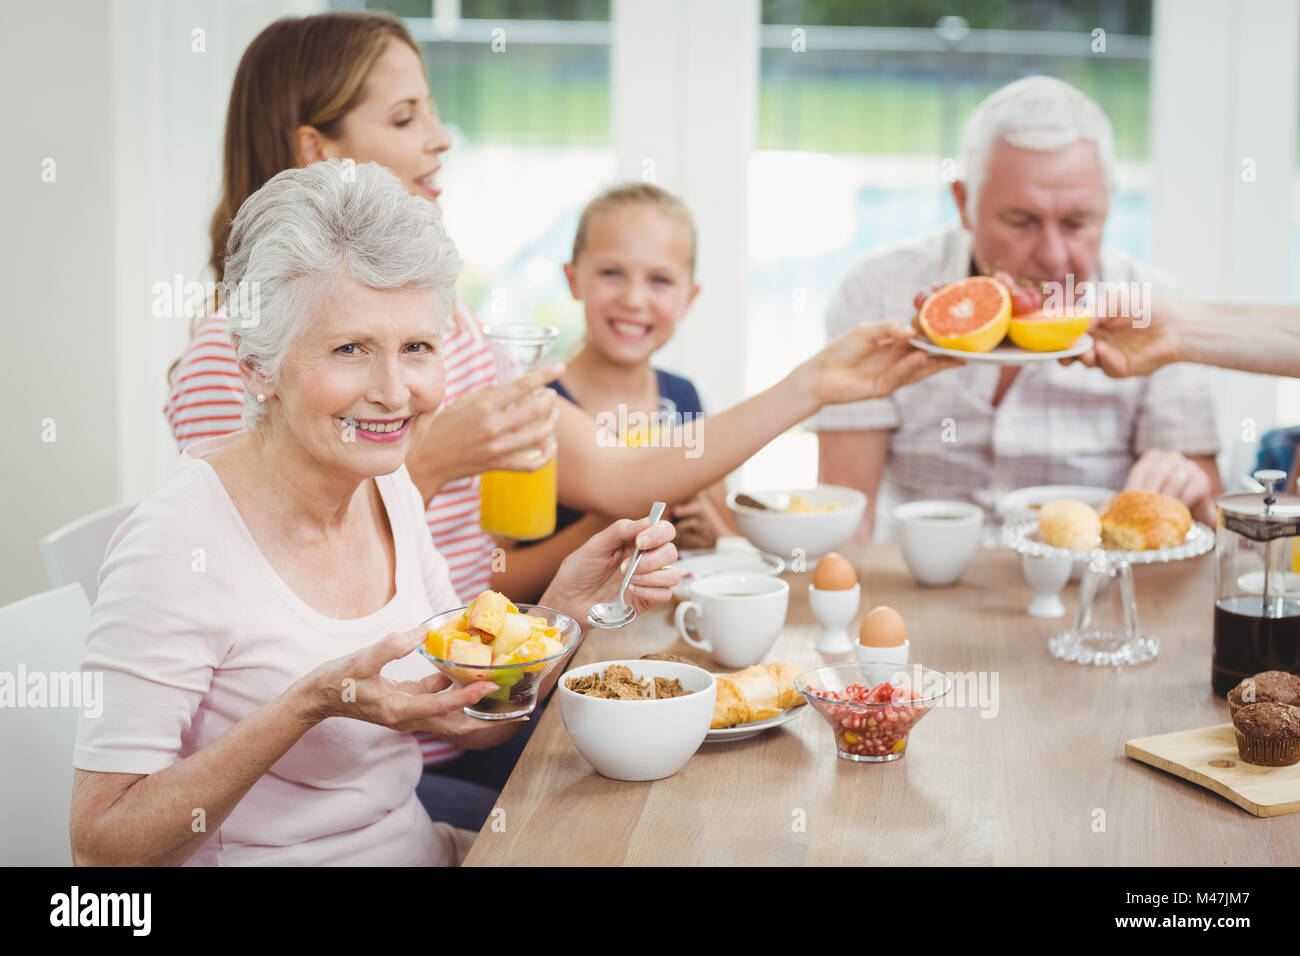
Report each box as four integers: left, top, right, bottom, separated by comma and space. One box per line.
539, 516, 681, 626
300, 629, 525, 748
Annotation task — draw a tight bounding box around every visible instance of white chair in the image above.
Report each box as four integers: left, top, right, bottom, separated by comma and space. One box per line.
39, 500, 138, 605
0, 584, 91, 865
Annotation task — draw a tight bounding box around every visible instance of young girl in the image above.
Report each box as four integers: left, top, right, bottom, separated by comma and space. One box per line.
552, 183, 735, 546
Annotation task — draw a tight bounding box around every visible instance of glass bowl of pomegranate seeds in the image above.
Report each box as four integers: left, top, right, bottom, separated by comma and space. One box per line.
795, 663, 951, 762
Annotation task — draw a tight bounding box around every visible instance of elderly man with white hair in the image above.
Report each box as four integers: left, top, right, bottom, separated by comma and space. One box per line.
69, 159, 681, 866
816, 75, 1221, 540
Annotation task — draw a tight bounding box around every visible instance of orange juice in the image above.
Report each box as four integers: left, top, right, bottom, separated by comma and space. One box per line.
480, 457, 557, 540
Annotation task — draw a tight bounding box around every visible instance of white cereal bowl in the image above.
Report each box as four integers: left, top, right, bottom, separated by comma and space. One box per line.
558, 660, 717, 782
726, 485, 867, 560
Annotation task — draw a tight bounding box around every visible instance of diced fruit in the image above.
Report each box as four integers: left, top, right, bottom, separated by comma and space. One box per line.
466, 590, 510, 636
917, 276, 1011, 353
424, 628, 455, 660
501, 635, 561, 672
447, 639, 492, 668
493, 614, 533, 656
484, 667, 524, 700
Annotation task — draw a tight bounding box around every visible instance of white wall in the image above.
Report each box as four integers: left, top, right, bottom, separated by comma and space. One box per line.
112, 0, 325, 504
0, 0, 321, 607
1151, 0, 1300, 485
612, 0, 759, 417
1, 0, 117, 607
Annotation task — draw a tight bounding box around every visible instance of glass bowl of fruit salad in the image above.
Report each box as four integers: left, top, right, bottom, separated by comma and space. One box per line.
795, 663, 950, 762
418, 590, 582, 720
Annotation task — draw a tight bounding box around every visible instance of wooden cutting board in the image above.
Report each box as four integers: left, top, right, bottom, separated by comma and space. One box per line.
1126, 723, 1300, 817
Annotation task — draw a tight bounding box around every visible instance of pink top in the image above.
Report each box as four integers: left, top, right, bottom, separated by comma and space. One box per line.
74, 432, 463, 866
162, 301, 499, 766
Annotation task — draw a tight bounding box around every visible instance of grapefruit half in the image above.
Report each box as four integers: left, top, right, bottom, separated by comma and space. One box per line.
1006, 310, 1090, 351
917, 276, 1012, 353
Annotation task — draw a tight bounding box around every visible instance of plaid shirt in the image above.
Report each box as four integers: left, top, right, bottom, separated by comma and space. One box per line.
812, 226, 1220, 541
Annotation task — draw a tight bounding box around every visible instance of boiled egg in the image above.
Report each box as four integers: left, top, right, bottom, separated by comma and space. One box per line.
859, 606, 907, 648
812, 552, 857, 591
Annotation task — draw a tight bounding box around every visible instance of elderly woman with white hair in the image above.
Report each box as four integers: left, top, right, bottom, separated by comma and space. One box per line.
69, 160, 679, 866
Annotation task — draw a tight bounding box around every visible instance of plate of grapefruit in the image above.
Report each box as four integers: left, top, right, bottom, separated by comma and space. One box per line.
909, 273, 1093, 364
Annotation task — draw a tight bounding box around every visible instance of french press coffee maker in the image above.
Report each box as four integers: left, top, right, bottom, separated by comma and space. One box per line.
1212, 470, 1300, 696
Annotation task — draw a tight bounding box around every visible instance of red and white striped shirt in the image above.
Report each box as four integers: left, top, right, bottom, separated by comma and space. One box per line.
163, 300, 498, 767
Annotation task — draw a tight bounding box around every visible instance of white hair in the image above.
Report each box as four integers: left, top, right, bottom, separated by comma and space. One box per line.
958, 75, 1116, 222
222, 159, 462, 428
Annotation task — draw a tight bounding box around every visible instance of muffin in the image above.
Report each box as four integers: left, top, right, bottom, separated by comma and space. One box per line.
1099, 490, 1191, 550
1037, 499, 1102, 550
1232, 702, 1300, 767
1227, 670, 1300, 717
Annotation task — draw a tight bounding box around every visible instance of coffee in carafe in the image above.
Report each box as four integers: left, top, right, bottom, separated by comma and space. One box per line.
1212, 471, 1300, 696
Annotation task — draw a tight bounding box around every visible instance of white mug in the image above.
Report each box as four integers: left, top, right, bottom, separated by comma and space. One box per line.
674, 574, 789, 668
892, 500, 984, 586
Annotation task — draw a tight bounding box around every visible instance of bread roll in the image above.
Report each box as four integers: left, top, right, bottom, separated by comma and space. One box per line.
1037, 500, 1102, 550
1100, 490, 1191, 550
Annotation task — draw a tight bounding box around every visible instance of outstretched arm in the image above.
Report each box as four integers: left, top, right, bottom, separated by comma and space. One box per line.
1077, 300, 1300, 379
555, 322, 959, 516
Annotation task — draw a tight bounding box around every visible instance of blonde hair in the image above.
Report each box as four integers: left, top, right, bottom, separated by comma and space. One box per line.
570, 182, 697, 277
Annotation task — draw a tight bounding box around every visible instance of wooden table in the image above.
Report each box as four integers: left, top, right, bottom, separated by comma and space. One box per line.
464, 545, 1300, 865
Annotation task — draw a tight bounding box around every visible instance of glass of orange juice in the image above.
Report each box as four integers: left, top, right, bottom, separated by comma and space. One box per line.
480, 324, 559, 541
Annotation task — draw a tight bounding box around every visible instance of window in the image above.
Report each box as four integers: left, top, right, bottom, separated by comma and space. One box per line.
341, 1, 614, 358
739, 0, 1154, 490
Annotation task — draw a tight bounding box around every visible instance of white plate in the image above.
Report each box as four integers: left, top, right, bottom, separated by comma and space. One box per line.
672, 548, 786, 600
703, 705, 806, 742
996, 484, 1116, 523
1003, 519, 1216, 565
910, 333, 1093, 364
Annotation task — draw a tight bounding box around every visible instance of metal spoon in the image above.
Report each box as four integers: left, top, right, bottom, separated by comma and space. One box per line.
587, 501, 667, 630
734, 491, 791, 512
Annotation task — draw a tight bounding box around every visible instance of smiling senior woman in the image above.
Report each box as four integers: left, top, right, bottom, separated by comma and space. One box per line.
70, 159, 678, 866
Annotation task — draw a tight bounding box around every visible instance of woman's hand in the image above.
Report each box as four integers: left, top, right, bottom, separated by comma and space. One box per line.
405, 363, 564, 504
793, 321, 962, 408
1069, 300, 1186, 378
540, 516, 681, 626
301, 629, 524, 746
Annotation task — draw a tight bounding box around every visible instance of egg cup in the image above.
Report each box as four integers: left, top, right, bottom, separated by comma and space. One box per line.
1021, 552, 1072, 619
854, 641, 910, 685
808, 583, 860, 655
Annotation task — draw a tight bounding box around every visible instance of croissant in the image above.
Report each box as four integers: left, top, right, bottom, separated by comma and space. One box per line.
711, 661, 806, 729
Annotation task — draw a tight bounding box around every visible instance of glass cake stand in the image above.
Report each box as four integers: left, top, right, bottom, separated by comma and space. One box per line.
1003, 520, 1215, 667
